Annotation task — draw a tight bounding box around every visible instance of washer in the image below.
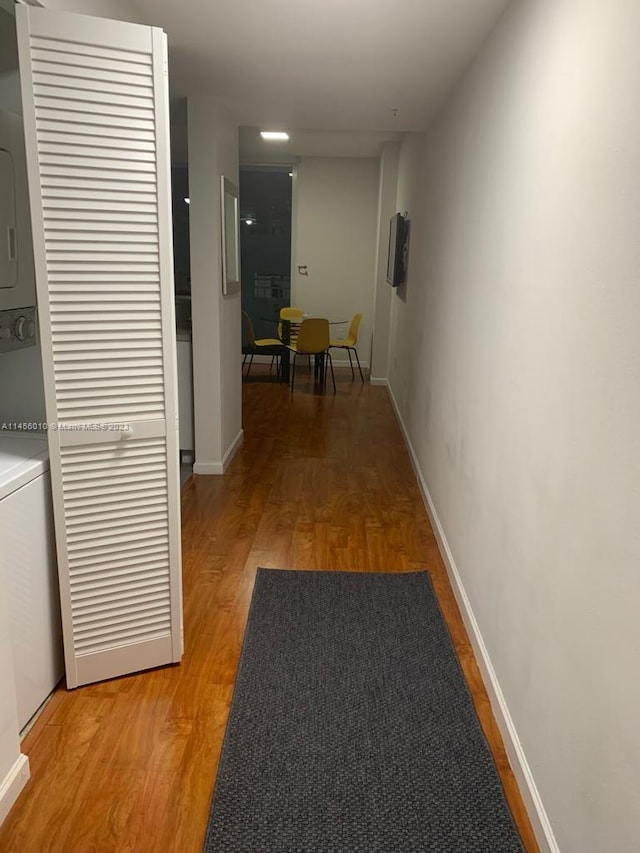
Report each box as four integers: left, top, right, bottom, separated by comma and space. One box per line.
0, 433, 64, 731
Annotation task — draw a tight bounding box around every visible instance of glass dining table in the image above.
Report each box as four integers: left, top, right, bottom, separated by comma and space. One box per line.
260, 317, 347, 383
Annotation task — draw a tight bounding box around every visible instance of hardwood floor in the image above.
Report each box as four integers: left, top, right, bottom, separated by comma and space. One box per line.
0, 365, 539, 852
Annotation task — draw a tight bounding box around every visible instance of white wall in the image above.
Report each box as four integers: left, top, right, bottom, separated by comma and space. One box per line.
42, 0, 143, 23
387, 2, 640, 851
370, 142, 399, 381
293, 157, 378, 368
188, 97, 242, 474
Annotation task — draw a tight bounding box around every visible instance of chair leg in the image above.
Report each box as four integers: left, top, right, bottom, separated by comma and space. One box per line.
244, 353, 254, 380
352, 347, 364, 383
326, 351, 336, 394
290, 353, 297, 392
346, 348, 354, 379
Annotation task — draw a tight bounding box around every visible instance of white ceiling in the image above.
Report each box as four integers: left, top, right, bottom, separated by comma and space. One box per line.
131, 0, 511, 133
40, 0, 510, 160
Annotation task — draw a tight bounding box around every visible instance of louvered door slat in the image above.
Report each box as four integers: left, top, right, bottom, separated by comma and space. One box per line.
44, 189, 157, 203
35, 72, 154, 96
49, 276, 160, 285
63, 453, 167, 474
30, 34, 155, 62
64, 487, 168, 510
67, 528, 168, 555
42, 137, 157, 155
48, 219, 159, 231
67, 513, 168, 538
37, 108, 155, 133
18, 5, 182, 688
34, 82, 154, 106
53, 321, 162, 333
43, 178, 157, 193
52, 301, 161, 311
42, 155, 157, 173
67, 503, 167, 526
74, 607, 170, 636
70, 564, 170, 584
36, 99, 155, 122
47, 210, 158, 222
33, 62, 152, 87
57, 371, 163, 385
68, 545, 169, 572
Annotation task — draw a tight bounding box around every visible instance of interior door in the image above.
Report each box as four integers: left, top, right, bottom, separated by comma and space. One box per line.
16, 5, 182, 688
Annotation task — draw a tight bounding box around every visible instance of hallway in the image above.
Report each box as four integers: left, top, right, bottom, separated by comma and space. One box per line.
0, 369, 538, 851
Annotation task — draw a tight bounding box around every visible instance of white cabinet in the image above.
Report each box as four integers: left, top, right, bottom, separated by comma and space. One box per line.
3, 471, 63, 730
0, 558, 28, 827
0, 435, 63, 732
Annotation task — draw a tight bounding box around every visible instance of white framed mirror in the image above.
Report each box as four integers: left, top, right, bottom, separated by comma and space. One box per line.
220, 175, 240, 294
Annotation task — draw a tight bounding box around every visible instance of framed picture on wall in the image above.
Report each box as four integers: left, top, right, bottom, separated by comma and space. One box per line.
220, 175, 240, 294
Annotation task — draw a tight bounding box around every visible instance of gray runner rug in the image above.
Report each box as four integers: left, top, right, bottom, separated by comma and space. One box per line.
203, 569, 525, 852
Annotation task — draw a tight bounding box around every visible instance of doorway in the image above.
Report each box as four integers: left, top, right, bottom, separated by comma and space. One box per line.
239, 165, 293, 341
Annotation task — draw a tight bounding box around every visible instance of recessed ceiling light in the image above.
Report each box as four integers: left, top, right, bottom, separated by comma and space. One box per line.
245, 219, 254, 225
288, 172, 293, 177
260, 130, 289, 141
184, 197, 190, 204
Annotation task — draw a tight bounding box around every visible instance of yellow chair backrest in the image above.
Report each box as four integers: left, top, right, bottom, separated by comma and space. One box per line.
280, 306, 305, 321
279, 306, 305, 343
295, 318, 330, 354
347, 313, 363, 345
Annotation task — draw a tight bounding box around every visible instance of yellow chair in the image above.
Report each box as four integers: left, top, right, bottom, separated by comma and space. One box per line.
330, 312, 364, 383
273, 305, 306, 371
241, 311, 284, 380
278, 306, 305, 346
287, 318, 335, 393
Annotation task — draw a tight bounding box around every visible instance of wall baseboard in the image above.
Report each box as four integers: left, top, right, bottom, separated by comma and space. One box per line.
192, 461, 223, 475
330, 357, 370, 369
193, 429, 243, 476
385, 382, 559, 853
369, 376, 388, 387
0, 754, 29, 828
221, 428, 244, 472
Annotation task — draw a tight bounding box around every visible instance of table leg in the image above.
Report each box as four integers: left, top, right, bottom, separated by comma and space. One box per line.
281, 347, 290, 383
313, 353, 326, 386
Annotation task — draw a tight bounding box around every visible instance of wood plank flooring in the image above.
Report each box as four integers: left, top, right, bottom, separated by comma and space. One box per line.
0, 365, 539, 852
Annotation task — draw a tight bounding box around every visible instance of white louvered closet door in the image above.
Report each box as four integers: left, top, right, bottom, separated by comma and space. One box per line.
16, 6, 183, 688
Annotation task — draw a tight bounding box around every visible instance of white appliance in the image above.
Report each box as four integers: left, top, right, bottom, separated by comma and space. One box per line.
0, 108, 37, 354
0, 433, 64, 731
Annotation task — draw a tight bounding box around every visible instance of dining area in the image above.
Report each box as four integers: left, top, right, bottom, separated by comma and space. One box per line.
241, 307, 365, 392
